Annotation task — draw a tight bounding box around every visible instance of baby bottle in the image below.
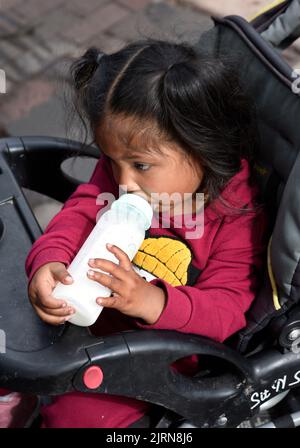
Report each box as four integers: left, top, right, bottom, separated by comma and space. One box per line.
52, 193, 153, 326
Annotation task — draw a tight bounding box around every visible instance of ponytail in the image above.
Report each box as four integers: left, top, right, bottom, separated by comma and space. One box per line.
71, 47, 104, 91
66, 48, 106, 145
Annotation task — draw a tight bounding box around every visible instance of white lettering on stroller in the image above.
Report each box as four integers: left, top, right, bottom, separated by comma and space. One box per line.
250, 389, 271, 409
287, 370, 300, 386
250, 370, 300, 409
271, 376, 287, 392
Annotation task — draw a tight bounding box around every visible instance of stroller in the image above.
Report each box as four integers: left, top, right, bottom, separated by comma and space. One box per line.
1, 0, 300, 428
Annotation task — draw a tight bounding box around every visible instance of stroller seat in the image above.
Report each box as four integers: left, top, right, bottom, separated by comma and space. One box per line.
1, 4, 300, 428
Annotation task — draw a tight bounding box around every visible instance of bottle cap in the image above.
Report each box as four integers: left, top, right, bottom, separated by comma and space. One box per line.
111, 193, 153, 230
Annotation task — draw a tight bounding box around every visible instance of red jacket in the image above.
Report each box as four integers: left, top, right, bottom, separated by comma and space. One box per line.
25, 155, 268, 344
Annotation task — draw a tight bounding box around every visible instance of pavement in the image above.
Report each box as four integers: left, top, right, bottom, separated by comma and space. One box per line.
0, 0, 300, 229
0, 0, 212, 137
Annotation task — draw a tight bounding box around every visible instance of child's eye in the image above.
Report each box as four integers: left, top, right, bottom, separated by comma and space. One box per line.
134, 163, 150, 171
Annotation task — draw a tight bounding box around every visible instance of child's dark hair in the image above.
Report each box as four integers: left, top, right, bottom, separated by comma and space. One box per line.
69, 38, 262, 216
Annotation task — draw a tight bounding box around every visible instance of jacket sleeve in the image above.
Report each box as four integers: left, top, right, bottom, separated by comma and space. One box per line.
135, 207, 269, 343
25, 154, 117, 284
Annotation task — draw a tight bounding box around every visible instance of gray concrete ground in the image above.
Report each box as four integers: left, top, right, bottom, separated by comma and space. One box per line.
1, 0, 300, 229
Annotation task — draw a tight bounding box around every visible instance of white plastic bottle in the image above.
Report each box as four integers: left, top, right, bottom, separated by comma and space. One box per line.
52, 193, 153, 326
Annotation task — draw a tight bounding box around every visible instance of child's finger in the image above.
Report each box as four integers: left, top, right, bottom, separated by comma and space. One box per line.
87, 259, 126, 282
36, 291, 67, 309
87, 269, 123, 296
35, 283, 68, 309
39, 304, 75, 317
106, 244, 133, 271
34, 305, 73, 326
96, 293, 120, 309
52, 266, 74, 286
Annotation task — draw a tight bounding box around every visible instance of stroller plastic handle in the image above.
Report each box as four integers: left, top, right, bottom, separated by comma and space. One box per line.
0, 136, 100, 203
73, 330, 300, 426
73, 329, 256, 427
0, 326, 254, 427
0, 324, 94, 395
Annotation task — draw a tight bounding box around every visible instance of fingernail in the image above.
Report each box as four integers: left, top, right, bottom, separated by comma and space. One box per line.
61, 303, 67, 308
64, 316, 71, 322
97, 298, 103, 305
88, 270, 95, 277
65, 276, 73, 283
106, 243, 113, 249
88, 258, 95, 264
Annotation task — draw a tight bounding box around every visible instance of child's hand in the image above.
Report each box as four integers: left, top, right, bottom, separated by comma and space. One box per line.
28, 262, 76, 325
87, 244, 167, 325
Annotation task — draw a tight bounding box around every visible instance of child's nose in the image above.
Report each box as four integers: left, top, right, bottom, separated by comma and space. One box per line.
117, 170, 139, 192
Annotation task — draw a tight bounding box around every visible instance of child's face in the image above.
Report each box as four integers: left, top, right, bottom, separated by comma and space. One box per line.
95, 114, 204, 215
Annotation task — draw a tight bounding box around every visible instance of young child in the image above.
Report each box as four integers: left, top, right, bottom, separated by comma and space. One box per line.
25, 39, 269, 428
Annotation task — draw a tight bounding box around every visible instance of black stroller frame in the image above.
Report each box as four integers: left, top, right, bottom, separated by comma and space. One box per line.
1, 5, 300, 429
